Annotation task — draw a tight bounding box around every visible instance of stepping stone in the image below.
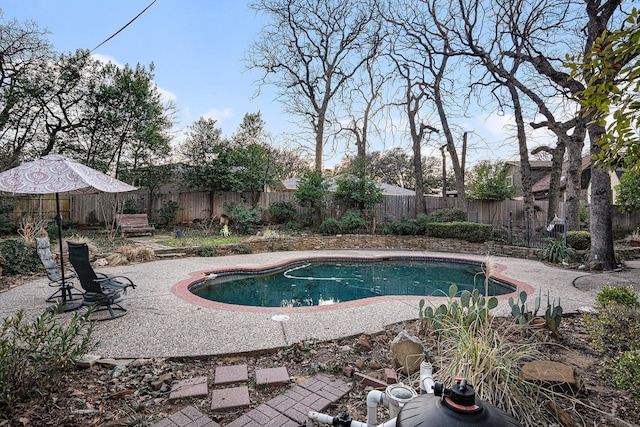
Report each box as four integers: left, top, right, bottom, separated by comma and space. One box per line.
151, 405, 220, 427
211, 386, 250, 412
255, 367, 290, 386
214, 364, 248, 385
169, 376, 208, 400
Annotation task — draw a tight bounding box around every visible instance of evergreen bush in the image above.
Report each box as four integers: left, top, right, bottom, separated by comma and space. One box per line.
339, 209, 366, 234
318, 218, 342, 235
427, 208, 466, 223
0, 238, 41, 275
585, 285, 640, 353
566, 231, 590, 250
425, 222, 493, 243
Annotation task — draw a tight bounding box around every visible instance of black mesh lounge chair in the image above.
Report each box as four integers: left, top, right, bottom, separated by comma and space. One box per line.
67, 241, 136, 320
35, 236, 83, 303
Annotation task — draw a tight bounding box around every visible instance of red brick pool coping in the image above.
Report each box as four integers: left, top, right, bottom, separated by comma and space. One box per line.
171, 255, 535, 313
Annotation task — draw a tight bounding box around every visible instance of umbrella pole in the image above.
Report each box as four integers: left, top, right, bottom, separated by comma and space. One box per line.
51, 193, 81, 312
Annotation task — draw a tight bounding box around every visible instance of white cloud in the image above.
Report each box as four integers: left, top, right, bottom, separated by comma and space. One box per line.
156, 86, 177, 103
90, 53, 122, 67
203, 108, 234, 122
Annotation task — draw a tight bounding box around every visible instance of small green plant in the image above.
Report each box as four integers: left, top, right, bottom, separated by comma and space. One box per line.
544, 296, 563, 337
508, 290, 541, 325
596, 285, 640, 309
0, 238, 41, 274
585, 285, 640, 353
419, 284, 498, 333
611, 350, 640, 413
196, 245, 217, 257
541, 238, 575, 263
0, 307, 95, 412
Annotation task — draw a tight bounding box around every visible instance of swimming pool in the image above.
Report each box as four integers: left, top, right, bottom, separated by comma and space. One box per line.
188, 257, 515, 308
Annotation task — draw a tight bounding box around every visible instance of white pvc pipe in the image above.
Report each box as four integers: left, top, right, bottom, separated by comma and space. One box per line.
367, 389, 387, 427
420, 361, 435, 394
307, 410, 397, 427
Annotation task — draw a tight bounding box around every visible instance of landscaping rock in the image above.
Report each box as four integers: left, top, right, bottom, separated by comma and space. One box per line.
390, 331, 424, 374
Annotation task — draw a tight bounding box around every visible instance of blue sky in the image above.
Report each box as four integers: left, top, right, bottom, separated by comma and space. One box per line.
1, 0, 537, 168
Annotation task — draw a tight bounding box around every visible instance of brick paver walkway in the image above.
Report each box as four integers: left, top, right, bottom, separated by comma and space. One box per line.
152, 373, 350, 427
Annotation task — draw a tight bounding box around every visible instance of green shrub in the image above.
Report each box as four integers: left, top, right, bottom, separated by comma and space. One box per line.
585, 285, 640, 353
379, 218, 418, 235
196, 245, 217, 257
542, 238, 576, 263
339, 209, 366, 233
266, 202, 298, 224
566, 231, 590, 250
427, 208, 467, 223
0, 199, 16, 236
230, 244, 253, 254
596, 285, 640, 309
0, 308, 95, 412
425, 222, 493, 243
225, 202, 262, 235
414, 214, 430, 234
122, 199, 141, 214
0, 238, 41, 274
157, 200, 180, 228
612, 350, 640, 413
319, 218, 342, 235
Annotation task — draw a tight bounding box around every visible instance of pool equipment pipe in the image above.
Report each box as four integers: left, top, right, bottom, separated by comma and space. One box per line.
308, 378, 522, 427
419, 360, 435, 395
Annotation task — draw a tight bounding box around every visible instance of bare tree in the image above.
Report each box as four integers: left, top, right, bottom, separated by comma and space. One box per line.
383, 0, 470, 213
505, 0, 627, 268
337, 46, 393, 164
0, 16, 52, 171
247, 0, 380, 171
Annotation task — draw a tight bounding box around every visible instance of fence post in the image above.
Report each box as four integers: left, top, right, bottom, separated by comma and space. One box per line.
563, 218, 567, 248
508, 211, 512, 245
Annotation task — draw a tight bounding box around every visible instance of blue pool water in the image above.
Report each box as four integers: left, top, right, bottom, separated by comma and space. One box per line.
189, 258, 514, 308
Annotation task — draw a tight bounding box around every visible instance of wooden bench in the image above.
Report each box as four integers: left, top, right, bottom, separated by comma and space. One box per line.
116, 214, 155, 238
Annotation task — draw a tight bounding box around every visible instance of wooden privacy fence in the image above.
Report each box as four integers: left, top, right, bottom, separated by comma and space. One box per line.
59, 190, 640, 230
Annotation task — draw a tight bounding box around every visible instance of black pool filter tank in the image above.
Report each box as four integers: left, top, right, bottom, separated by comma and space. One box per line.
396, 379, 523, 427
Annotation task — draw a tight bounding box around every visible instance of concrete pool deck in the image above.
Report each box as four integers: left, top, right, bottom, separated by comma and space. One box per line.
0, 249, 625, 359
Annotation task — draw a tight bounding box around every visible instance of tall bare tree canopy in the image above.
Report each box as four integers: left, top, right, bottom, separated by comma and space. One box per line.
247, 0, 381, 171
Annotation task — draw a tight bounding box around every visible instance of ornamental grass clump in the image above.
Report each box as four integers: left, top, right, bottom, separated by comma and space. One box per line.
0, 307, 95, 413
419, 259, 584, 426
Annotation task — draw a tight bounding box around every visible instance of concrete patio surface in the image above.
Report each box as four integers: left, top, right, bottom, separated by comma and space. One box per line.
0, 249, 632, 359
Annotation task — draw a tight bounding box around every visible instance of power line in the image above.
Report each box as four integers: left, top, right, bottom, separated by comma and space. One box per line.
91, 0, 157, 52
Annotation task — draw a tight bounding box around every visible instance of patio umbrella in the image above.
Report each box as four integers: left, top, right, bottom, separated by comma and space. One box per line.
0, 154, 137, 311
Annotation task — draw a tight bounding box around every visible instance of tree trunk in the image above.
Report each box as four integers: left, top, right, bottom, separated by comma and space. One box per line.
565, 125, 587, 231
412, 134, 425, 216
315, 109, 326, 172
508, 83, 535, 217
588, 125, 616, 269
546, 140, 566, 225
